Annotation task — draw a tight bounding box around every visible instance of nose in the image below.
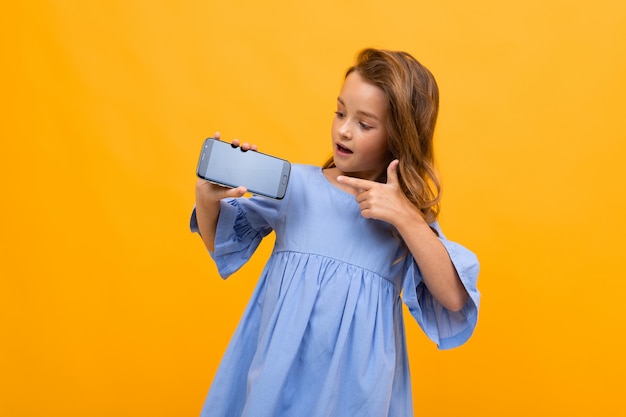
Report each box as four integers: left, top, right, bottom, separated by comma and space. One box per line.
339, 119, 352, 140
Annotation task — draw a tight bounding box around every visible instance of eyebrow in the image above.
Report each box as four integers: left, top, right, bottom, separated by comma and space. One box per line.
337, 97, 381, 121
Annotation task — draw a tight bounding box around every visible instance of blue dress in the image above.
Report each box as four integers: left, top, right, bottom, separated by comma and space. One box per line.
191, 164, 480, 417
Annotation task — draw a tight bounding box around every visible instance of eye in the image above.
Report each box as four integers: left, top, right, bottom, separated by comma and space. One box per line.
359, 122, 373, 130
334, 111, 345, 119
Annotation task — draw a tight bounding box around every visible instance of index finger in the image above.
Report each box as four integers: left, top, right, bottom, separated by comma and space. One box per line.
337, 175, 374, 192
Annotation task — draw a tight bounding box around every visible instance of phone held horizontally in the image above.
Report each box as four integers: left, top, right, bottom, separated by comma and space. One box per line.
196, 137, 291, 200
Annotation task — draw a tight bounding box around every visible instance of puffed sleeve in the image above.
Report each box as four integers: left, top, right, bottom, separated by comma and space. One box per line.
190, 195, 284, 278
402, 222, 480, 350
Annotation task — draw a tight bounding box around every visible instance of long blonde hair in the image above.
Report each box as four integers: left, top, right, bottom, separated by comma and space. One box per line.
324, 48, 442, 224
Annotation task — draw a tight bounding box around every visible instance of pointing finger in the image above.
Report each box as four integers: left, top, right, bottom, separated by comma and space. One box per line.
337, 175, 373, 192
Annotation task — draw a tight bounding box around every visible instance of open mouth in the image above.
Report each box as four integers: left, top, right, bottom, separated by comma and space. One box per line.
336, 143, 353, 154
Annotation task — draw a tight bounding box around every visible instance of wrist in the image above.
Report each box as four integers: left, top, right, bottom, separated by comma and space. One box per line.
195, 180, 222, 205
393, 203, 431, 236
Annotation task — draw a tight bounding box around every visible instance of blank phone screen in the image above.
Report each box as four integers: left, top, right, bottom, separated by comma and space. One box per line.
201, 141, 286, 197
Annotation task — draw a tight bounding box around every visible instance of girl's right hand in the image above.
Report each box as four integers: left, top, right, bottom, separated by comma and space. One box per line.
195, 132, 257, 203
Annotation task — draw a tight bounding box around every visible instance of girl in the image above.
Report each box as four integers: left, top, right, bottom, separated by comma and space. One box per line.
191, 48, 480, 417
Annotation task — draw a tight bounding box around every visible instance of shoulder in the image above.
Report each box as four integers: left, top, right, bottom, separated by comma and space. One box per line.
289, 163, 321, 182
282, 164, 322, 200
291, 163, 319, 174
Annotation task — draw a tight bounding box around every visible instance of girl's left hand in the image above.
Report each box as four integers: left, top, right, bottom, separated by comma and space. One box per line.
337, 160, 423, 227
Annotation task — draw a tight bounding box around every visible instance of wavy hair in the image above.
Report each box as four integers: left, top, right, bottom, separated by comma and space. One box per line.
324, 48, 442, 223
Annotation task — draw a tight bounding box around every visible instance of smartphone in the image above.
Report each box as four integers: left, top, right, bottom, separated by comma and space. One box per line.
196, 137, 291, 199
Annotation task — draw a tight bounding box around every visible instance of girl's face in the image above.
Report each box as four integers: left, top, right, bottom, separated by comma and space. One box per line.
331, 71, 390, 181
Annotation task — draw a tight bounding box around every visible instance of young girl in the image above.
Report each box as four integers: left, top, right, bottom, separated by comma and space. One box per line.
191, 48, 480, 417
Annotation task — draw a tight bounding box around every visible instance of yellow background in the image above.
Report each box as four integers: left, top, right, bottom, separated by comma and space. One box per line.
3, 0, 625, 415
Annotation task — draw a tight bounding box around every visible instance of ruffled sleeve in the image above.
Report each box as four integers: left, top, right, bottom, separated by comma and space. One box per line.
402, 222, 480, 350
190, 196, 284, 278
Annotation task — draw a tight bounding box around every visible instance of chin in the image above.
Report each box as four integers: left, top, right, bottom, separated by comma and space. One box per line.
332, 159, 350, 173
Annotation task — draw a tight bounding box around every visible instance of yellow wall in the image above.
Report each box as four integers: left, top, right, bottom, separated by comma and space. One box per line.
3, 0, 625, 415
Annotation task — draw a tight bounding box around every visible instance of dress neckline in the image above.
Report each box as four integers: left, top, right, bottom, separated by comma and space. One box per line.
315, 167, 360, 202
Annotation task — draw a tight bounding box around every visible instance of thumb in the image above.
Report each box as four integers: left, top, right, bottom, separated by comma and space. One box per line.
386, 159, 400, 185
216, 185, 247, 200
227, 185, 248, 198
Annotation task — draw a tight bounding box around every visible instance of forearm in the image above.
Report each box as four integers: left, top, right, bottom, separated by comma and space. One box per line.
194, 177, 249, 252
396, 210, 469, 312
195, 201, 220, 252
195, 181, 222, 252
196, 199, 220, 252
